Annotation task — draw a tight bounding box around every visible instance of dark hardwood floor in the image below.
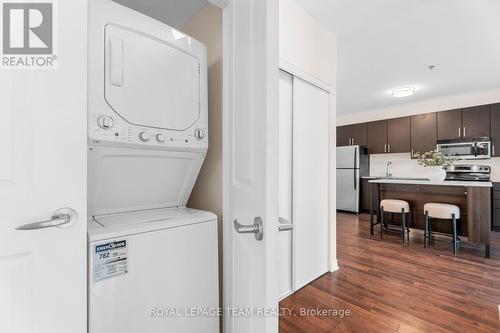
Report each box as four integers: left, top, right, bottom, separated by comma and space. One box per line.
279, 213, 500, 333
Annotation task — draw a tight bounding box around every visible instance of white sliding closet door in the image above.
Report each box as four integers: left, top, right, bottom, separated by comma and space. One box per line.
278, 70, 293, 298
293, 77, 329, 290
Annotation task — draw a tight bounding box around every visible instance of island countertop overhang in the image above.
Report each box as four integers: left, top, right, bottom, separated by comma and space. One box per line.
368, 179, 492, 188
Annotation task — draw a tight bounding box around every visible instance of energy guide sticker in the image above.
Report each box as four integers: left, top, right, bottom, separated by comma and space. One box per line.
93, 240, 128, 282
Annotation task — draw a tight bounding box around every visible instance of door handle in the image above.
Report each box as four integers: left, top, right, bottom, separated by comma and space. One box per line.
234, 217, 263, 241
15, 208, 77, 231
278, 217, 293, 231
109, 37, 124, 86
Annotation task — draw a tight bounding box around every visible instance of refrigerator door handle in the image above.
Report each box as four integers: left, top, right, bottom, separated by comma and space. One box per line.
354, 169, 357, 190
354, 146, 357, 169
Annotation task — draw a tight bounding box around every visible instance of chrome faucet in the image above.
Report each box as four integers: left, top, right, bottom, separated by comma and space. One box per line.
386, 161, 393, 178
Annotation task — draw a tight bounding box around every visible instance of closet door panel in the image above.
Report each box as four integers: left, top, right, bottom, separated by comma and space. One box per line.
293, 77, 329, 290
278, 70, 293, 297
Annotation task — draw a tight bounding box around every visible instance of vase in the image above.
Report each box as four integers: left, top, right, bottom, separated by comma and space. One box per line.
427, 166, 446, 182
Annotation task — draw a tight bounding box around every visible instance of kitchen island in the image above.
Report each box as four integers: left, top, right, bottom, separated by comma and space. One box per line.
369, 179, 492, 258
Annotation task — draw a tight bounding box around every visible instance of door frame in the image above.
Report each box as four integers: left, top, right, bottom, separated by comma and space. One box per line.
279, 62, 338, 275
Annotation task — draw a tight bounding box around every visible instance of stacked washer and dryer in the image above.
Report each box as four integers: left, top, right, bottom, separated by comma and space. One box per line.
87, 1, 218, 332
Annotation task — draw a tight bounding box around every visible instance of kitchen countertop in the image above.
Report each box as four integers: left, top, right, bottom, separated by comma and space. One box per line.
368, 178, 493, 188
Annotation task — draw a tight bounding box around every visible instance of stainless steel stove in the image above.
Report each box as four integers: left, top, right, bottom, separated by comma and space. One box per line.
444, 165, 491, 182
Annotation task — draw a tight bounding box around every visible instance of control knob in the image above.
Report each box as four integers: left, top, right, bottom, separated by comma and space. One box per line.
139, 132, 150, 142
97, 115, 114, 129
155, 134, 166, 143
194, 128, 205, 140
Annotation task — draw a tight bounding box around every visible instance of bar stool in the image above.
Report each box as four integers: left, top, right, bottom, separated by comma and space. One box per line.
380, 199, 411, 243
424, 203, 460, 255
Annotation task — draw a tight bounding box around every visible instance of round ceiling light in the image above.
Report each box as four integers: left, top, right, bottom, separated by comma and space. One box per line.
391, 86, 416, 98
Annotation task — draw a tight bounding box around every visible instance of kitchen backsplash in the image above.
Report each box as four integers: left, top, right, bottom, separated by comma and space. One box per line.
370, 153, 500, 182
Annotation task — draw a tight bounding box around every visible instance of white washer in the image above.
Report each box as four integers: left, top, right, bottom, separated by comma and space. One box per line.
88, 208, 218, 333
87, 1, 218, 332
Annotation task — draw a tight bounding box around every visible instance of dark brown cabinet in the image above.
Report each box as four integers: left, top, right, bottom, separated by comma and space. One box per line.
437, 109, 462, 141
336, 123, 367, 147
462, 105, 490, 139
387, 117, 411, 153
351, 123, 368, 146
491, 103, 500, 157
337, 103, 493, 155
437, 106, 490, 141
367, 120, 388, 154
492, 183, 500, 230
411, 113, 437, 157
337, 125, 352, 147
361, 178, 378, 213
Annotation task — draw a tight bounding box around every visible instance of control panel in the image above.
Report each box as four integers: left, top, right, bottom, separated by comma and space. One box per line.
89, 113, 208, 149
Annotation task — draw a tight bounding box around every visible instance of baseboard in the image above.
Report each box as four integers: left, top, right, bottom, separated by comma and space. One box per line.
329, 259, 339, 272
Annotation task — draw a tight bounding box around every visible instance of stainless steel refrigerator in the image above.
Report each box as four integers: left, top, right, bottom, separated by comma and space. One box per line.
336, 146, 369, 213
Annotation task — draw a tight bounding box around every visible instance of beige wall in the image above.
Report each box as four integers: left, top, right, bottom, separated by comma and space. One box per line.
185, 4, 223, 221
279, 0, 338, 271
184, 6, 223, 328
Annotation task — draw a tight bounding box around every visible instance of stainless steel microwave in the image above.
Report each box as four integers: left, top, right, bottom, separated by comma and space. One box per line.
436, 139, 491, 160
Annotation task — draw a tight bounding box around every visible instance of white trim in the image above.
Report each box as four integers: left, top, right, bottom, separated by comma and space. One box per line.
279, 59, 332, 93
329, 259, 339, 272
208, 0, 230, 9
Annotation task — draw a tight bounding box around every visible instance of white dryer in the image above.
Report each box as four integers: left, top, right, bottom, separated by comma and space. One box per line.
87, 1, 218, 332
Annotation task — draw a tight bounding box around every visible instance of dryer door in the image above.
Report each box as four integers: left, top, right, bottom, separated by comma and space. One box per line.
104, 24, 201, 131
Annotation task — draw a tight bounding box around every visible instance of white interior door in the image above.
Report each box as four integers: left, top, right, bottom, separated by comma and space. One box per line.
293, 77, 329, 290
223, 0, 279, 332
0, 1, 87, 332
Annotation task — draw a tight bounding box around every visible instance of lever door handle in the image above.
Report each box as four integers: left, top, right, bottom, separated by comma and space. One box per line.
234, 217, 263, 241
16, 208, 77, 231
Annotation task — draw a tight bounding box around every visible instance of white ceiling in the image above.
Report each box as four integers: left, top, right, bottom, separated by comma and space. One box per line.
294, 0, 500, 115
114, 0, 209, 30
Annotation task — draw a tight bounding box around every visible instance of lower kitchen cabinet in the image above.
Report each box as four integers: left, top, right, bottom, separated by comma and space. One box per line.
493, 183, 500, 231
361, 178, 379, 213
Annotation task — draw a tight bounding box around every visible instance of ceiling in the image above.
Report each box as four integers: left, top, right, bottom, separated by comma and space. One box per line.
114, 0, 209, 30
294, 0, 500, 115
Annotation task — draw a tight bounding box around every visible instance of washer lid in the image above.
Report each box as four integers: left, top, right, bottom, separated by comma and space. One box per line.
88, 207, 217, 241
94, 207, 213, 228
104, 24, 201, 131
88, 145, 205, 216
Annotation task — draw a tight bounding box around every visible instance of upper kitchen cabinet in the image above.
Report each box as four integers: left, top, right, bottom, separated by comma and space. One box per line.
411, 113, 437, 157
336, 123, 367, 147
337, 125, 352, 146
437, 109, 462, 140
367, 120, 388, 154
387, 117, 411, 153
351, 123, 368, 146
462, 105, 490, 139
437, 109, 462, 141
491, 103, 500, 157
437, 106, 490, 141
